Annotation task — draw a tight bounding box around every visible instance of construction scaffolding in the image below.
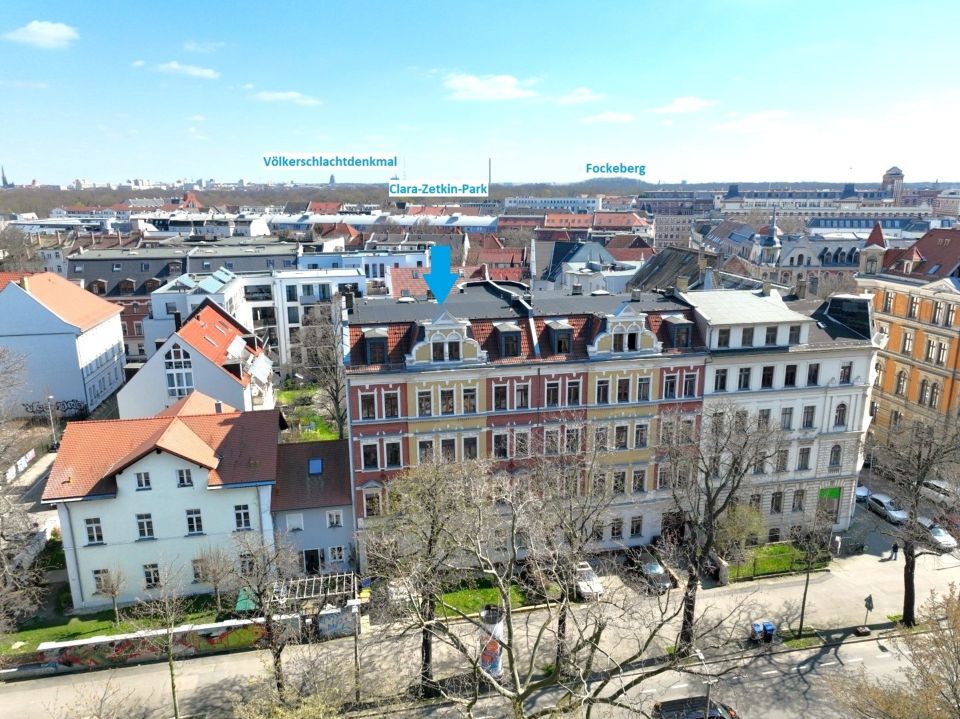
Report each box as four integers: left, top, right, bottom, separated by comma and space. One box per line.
269, 572, 358, 614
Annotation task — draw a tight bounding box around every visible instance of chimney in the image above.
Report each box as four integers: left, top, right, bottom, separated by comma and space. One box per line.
697, 255, 708, 271
631, 288, 643, 301
796, 277, 807, 299
214, 401, 223, 414
571, 283, 583, 296
761, 280, 771, 296
344, 292, 355, 310
173, 310, 182, 331
20, 276, 29, 293
676, 276, 689, 292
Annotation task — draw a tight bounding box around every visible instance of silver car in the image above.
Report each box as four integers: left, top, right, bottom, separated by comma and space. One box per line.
919, 516, 958, 552
867, 493, 908, 524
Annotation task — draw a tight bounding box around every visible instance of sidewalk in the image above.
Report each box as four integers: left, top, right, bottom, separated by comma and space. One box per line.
4, 450, 57, 494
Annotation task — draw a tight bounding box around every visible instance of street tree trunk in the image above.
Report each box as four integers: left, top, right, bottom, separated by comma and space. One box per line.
798, 563, 812, 638
168, 646, 180, 719
421, 597, 438, 697
677, 570, 699, 656
903, 541, 917, 627
555, 600, 569, 677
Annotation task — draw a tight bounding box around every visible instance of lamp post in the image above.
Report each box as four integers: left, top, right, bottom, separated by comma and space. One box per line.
695, 650, 719, 718
46, 395, 59, 450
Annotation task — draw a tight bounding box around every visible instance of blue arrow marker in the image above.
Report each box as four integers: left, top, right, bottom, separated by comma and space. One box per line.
425, 245, 457, 304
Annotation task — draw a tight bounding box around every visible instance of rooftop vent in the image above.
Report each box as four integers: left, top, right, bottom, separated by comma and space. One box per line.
571, 283, 583, 296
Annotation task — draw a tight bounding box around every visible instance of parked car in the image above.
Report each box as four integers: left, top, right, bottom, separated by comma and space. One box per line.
918, 516, 958, 552
855, 483, 871, 502
921, 479, 960, 508
637, 560, 673, 594
653, 696, 739, 718
867, 493, 909, 524
575, 561, 603, 601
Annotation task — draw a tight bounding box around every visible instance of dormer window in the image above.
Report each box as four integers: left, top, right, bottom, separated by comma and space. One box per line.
363, 327, 388, 364
546, 319, 573, 354
495, 321, 522, 358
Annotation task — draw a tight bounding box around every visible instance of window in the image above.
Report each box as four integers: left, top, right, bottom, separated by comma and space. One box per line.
448, 341, 461, 361
663, 374, 677, 399
235, 504, 251, 530
789, 325, 801, 344
163, 344, 193, 398
765, 326, 778, 345
502, 332, 520, 357
802, 405, 815, 429
771, 491, 783, 514
364, 493, 382, 517
546, 382, 560, 407
85, 517, 103, 544
909, 296, 920, 318
432, 342, 445, 362
768, 528, 781, 543
329, 546, 345, 563
714, 369, 728, 392
384, 441, 401, 467
780, 407, 793, 430
937, 342, 949, 366
418, 391, 432, 417
544, 429, 559, 455
634, 424, 648, 448
613, 333, 624, 352
741, 327, 754, 347
360, 394, 376, 419
463, 436, 478, 460
632, 468, 646, 493
829, 445, 842, 468
594, 426, 608, 451
918, 379, 929, 405
462, 388, 477, 414
717, 328, 730, 348
418, 440, 434, 463
738, 367, 751, 390
441, 438, 456, 462
925, 339, 936, 362
283, 513, 304, 532
493, 385, 508, 411
92, 568, 112, 594
596, 380, 610, 404
136, 472, 151, 490
493, 433, 509, 459
515, 384, 529, 409
384, 392, 399, 418
515, 431, 530, 457
175, 468, 193, 488
891, 410, 903, 428
758, 409, 771, 427
883, 291, 894, 313
591, 522, 604, 541
301, 549, 322, 575
612, 471, 626, 495
617, 378, 630, 403
362, 443, 378, 470
143, 564, 160, 589
930, 383, 942, 409
637, 377, 651, 401
186, 508, 203, 534
749, 493, 762, 510
761, 366, 774, 389
657, 466, 670, 489
630, 516, 644, 537
440, 389, 455, 415
775, 450, 789, 473
902, 332, 914, 354
895, 371, 907, 395
565, 427, 580, 454
683, 373, 697, 397
948, 304, 957, 327
610, 519, 624, 541
791, 490, 805, 513
566, 381, 580, 405
839, 362, 853, 384
366, 338, 387, 364
615, 425, 628, 450
784, 365, 797, 387
137, 513, 154, 539
807, 363, 820, 386
834, 403, 847, 427
797, 447, 811, 471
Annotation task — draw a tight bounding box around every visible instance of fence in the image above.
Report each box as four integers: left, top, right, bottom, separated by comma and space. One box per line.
727, 541, 831, 582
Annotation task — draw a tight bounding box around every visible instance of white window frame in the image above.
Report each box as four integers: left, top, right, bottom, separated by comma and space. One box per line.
327, 510, 343, 528
286, 513, 304, 532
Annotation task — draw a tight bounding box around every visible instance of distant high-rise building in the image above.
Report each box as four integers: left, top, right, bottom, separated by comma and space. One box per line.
329, 174, 336, 185
881, 166, 904, 204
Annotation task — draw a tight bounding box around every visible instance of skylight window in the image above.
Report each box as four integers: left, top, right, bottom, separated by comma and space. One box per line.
928, 264, 942, 274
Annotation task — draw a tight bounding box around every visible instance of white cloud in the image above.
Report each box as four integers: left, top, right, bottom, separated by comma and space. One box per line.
251, 90, 321, 107
131, 59, 145, 68
0, 79, 48, 89
713, 109, 791, 133
190, 114, 206, 122
241, 83, 255, 90
443, 73, 537, 101
183, 39, 224, 53
3, 20, 78, 49
579, 111, 635, 124
555, 87, 606, 105
648, 96, 716, 114
157, 61, 220, 80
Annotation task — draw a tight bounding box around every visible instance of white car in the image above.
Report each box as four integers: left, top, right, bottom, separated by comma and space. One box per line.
855, 484, 871, 503
918, 516, 958, 552
867, 493, 909, 524
921, 479, 960, 508
575, 561, 604, 601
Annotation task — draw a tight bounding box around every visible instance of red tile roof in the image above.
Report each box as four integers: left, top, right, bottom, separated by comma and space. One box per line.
16, 272, 120, 331
544, 213, 593, 229
470, 319, 536, 362
477, 247, 526, 265
591, 212, 650, 229
534, 315, 592, 361
390, 266, 479, 298
175, 302, 261, 385
487, 267, 526, 283
156, 391, 237, 417
864, 222, 887, 248
609, 247, 655, 263
0, 271, 32, 291
881, 228, 960, 279
272, 440, 350, 511
43, 409, 281, 501
606, 234, 654, 249
308, 201, 343, 214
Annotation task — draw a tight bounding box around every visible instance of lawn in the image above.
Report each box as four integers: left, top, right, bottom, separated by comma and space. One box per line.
276, 388, 315, 406
782, 628, 822, 649
441, 580, 527, 616
277, 387, 339, 441
0, 595, 219, 656
730, 543, 830, 582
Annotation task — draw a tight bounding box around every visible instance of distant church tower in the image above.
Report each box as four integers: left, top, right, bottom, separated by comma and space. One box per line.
881, 167, 904, 205
0, 165, 11, 189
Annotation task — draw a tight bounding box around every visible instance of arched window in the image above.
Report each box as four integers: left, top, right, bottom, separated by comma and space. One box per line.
895, 371, 907, 396
930, 383, 941, 409
797, 253, 804, 266
164, 344, 193, 398
918, 379, 929, 405
829, 444, 842, 467
834, 403, 847, 427
789, 256, 795, 266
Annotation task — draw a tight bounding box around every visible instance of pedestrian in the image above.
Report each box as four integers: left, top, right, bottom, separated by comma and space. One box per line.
834, 535, 843, 555
891, 542, 899, 560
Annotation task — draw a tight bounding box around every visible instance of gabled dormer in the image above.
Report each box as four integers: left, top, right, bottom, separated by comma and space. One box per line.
406, 311, 487, 366
587, 302, 661, 358
493, 320, 522, 359
545, 319, 573, 354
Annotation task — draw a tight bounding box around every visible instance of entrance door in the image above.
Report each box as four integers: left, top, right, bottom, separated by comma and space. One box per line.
302, 549, 321, 575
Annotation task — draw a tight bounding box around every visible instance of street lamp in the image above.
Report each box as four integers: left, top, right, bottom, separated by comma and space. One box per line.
695, 650, 719, 718
46, 395, 59, 451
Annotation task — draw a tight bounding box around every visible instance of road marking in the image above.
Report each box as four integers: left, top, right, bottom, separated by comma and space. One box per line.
761, 670, 778, 675
640, 689, 656, 694
820, 661, 838, 666
875, 653, 893, 658
673, 683, 689, 689
846, 658, 863, 663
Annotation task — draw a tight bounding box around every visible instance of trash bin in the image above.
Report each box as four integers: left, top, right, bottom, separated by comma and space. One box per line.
763, 621, 777, 643
750, 621, 763, 643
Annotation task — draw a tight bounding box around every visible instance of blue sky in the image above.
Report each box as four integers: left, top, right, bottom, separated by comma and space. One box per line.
1, 0, 958, 186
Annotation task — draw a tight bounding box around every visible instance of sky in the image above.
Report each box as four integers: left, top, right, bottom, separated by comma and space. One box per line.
1, 0, 959, 187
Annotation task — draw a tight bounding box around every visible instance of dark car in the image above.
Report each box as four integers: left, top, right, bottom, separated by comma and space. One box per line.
653, 696, 739, 718
626, 549, 675, 594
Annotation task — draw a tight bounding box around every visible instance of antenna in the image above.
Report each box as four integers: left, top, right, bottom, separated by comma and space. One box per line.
488, 157, 492, 190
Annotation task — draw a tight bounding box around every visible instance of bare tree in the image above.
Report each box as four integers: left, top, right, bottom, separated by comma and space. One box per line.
232, 530, 303, 702
870, 417, 960, 627
660, 403, 785, 656
292, 302, 347, 440
196, 545, 235, 614
0, 225, 38, 271
714, 504, 764, 568
97, 567, 126, 626
830, 584, 960, 718
793, 505, 834, 640
54, 672, 153, 719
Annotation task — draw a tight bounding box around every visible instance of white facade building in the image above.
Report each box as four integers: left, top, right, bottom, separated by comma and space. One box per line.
504, 196, 601, 213
0, 273, 125, 415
